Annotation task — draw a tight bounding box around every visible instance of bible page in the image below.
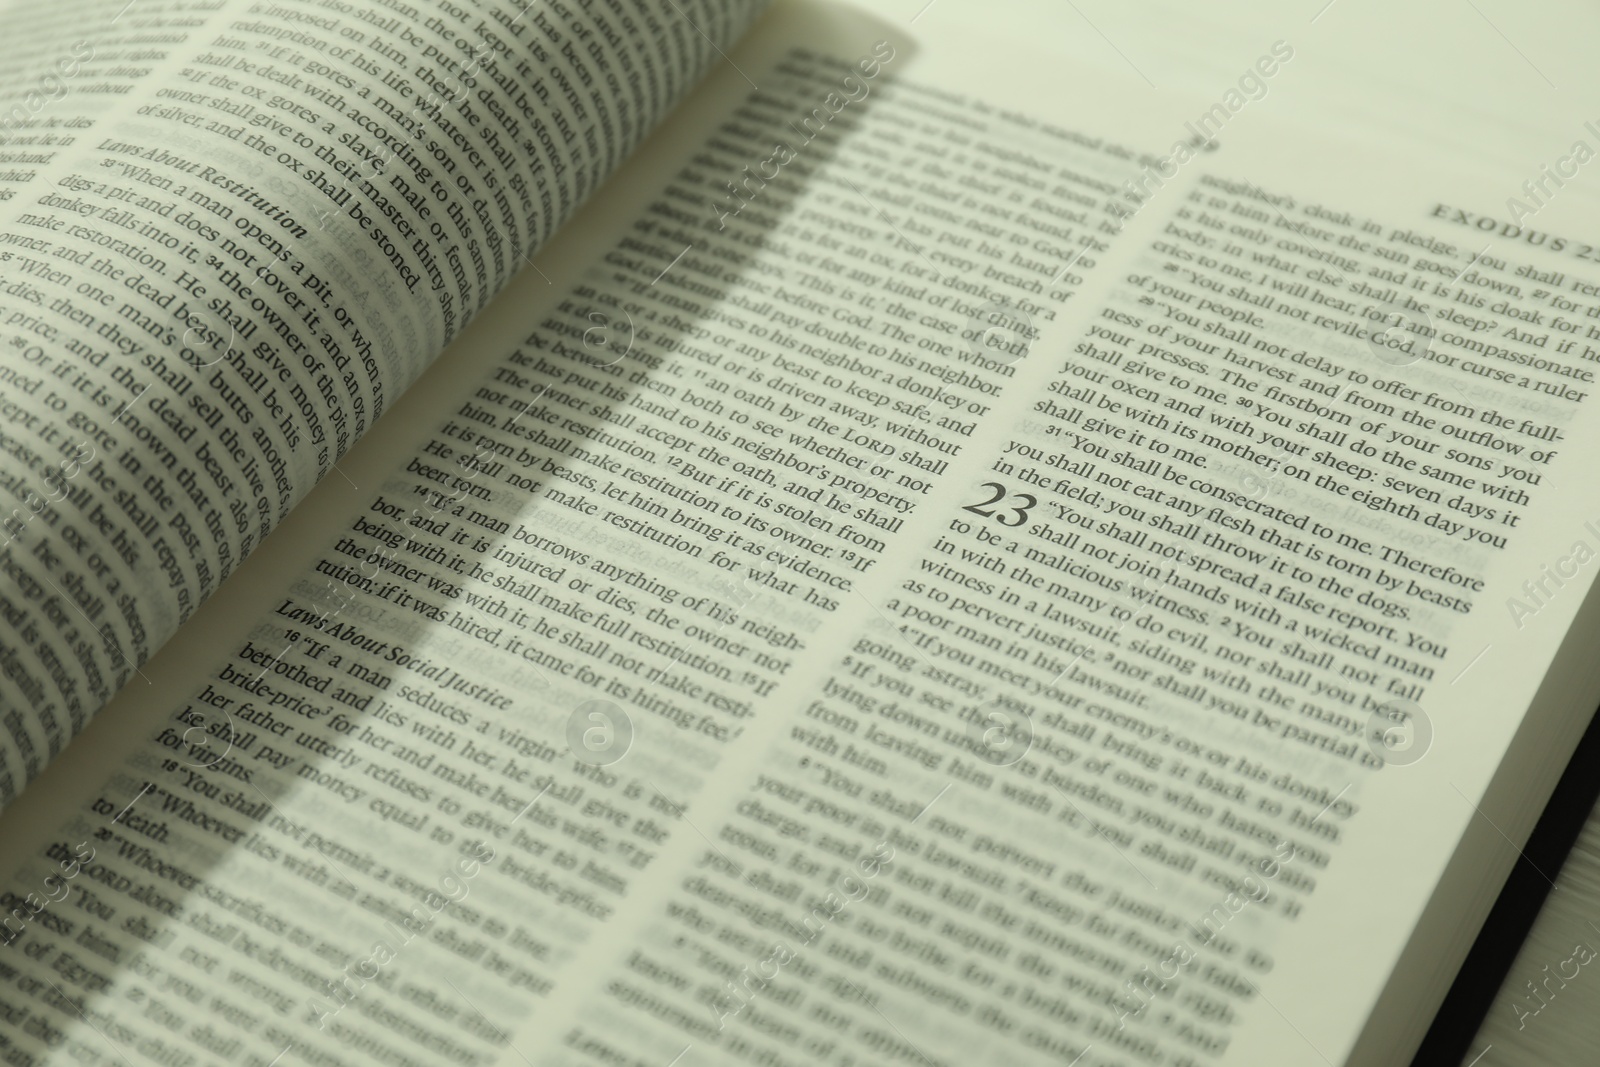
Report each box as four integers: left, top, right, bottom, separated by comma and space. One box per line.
3, 3, 1600, 1067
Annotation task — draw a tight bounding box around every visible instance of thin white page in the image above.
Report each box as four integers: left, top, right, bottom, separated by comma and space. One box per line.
448, 5, 1600, 1067
823, 9, 1600, 1064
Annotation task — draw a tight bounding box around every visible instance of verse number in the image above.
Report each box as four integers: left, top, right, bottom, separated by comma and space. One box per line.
962, 482, 1036, 527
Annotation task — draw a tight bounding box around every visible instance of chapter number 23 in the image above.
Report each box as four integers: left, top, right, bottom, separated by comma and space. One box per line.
962, 482, 1036, 527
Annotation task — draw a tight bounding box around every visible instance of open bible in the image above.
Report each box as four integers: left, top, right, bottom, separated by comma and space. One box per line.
3, 0, 1600, 1064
